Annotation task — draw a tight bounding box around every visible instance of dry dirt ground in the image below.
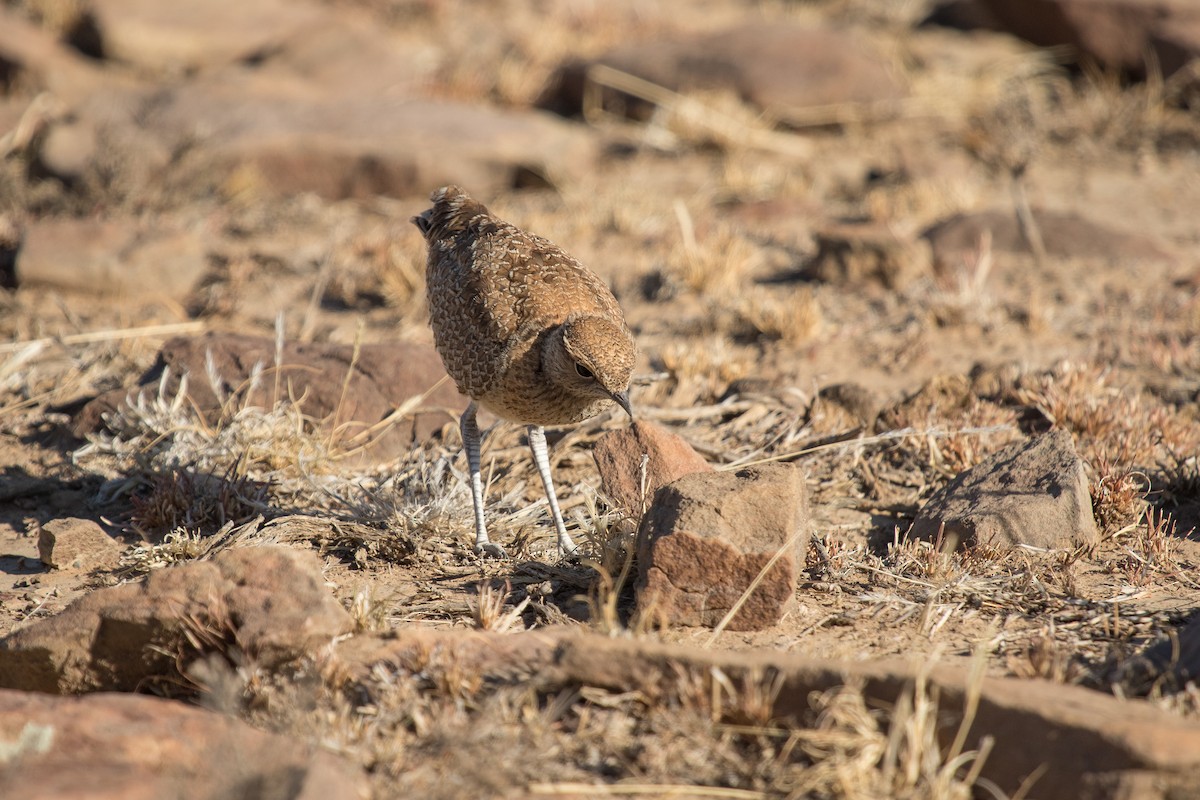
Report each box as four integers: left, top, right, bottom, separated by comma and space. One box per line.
2, 0, 1200, 797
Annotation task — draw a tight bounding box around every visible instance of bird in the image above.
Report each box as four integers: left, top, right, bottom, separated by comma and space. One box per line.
411, 185, 636, 558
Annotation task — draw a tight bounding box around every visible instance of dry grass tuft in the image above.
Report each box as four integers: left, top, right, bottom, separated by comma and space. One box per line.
129, 457, 272, 540
471, 580, 531, 633
730, 286, 824, 347
669, 203, 769, 295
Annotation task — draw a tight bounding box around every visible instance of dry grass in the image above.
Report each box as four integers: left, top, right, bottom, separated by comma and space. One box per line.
236, 642, 1004, 800
4, 0, 1200, 795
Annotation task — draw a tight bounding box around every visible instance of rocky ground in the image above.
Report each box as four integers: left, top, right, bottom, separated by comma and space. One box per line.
2, 0, 1200, 798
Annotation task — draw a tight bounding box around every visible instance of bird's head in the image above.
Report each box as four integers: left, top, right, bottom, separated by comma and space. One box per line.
543, 314, 636, 418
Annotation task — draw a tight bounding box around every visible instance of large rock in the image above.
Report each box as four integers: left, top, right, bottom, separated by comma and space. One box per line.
333, 626, 1200, 799
538, 23, 903, 124
141, 75, 596, 199
0, 545, 352, 693
636, 464, 810, 630
74, 332, 466, 464
592, 421, 712, 517
14, 218, 208, 299
0, 689, 367, 799
907, 429, 1099, 550
540, 632, 1200, 800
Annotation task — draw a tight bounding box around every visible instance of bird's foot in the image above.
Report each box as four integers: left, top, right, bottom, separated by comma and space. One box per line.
473, 541, 508, 559
558, 538, 582, 561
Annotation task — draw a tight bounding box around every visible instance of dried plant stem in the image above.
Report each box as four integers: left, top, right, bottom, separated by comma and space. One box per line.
0, 321, 205, 355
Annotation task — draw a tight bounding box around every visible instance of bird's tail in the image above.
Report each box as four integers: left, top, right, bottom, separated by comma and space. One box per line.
410, 185, 488, 241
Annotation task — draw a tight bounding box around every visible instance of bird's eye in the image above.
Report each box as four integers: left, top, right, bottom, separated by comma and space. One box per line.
575, 363, 594, 379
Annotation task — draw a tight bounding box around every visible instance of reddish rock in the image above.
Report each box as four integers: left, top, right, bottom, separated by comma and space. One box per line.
540, 23, 903, 123
0, 689, 367, 799
0, 545, 352, 693
593, 421, 712, 517
36, 518, 122, 571
636, 464, 810, 631
14, 218, 208, 299
907, 429, 1099, 551
74, 332, 466, 464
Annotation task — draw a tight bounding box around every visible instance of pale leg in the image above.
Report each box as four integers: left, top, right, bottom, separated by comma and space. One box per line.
460, 402, 506, 558
527, 425, 578, 556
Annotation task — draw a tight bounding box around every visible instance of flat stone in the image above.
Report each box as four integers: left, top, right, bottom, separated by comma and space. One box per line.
636, 464, 810, 630
539, 22, 903, 123
143, 75, 597, 199
87, 0, 328, 73
922, 208, 1174, 270
907, 429, 1099, 550
539, 632, 1200, 800
335, 626, 1200, 799
0, 545, 352, 693
36, 518, 122, 572
593, 421, 712, 518
0, 689, 367, 799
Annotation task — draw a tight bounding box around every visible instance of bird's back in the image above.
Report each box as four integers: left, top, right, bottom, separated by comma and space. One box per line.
415, 186, 625, 400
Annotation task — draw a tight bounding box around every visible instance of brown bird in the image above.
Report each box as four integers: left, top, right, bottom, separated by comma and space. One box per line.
412, 186, 636, 558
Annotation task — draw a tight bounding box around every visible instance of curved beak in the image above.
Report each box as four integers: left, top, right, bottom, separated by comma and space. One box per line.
610, 389, 633, 420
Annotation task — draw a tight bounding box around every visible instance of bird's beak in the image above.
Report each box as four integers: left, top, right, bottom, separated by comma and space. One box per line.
610, 389, 633, 420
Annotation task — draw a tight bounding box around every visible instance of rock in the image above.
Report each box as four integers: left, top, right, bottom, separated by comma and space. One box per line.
14, 218, 208, 299
809, 223, 933, 291
537, 632, 1200, 800
970, 0, 1200, 80
74, 332, 466, 464
36, 518, 122, 571
0, 6, 128, 104
0, 213, 19, 290
336, 626, 1200, 798
0, 689, 367, 799
36, 121, 99, 182
592, 421, 712, 517
539, 23, 903, 124
9, 3, 590, 202
810, 382, 884, 432
922, 209, 1174, 270
907, 429, 1099, 551
0, 545, 352, 693
636, 464, 810, 630
87, 0, 329, 74
1120, 612, 1200, 692
143, 76, 596, 199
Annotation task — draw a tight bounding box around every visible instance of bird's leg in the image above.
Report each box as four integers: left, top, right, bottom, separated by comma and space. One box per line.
527, 425, 579, 557
461, 402, 506, 558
